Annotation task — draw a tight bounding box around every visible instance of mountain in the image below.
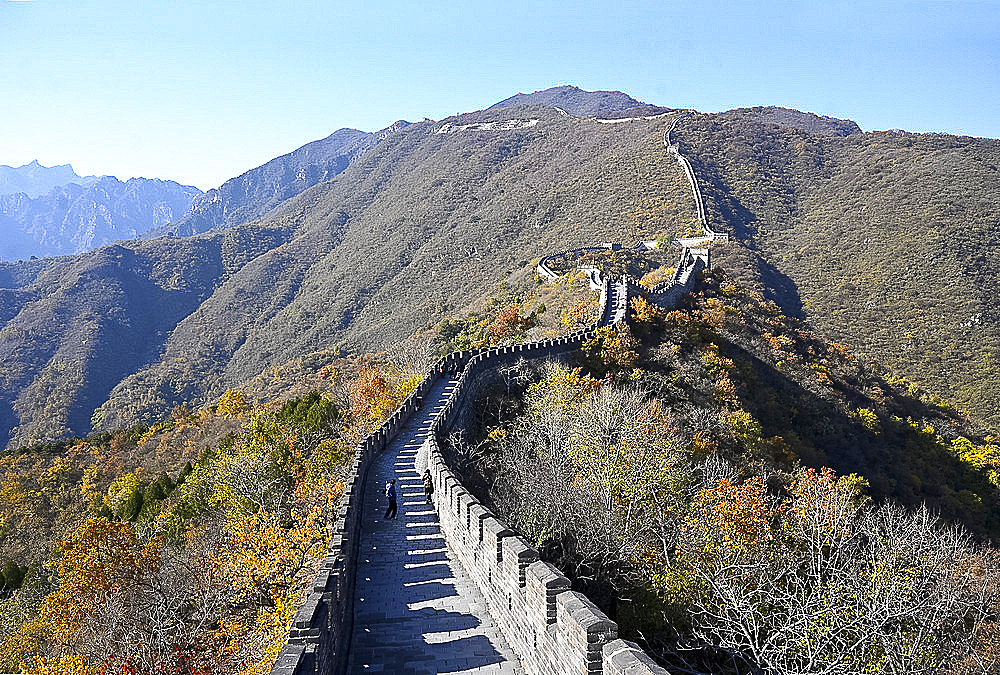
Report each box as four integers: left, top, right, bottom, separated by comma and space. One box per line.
488, 84, 668, 118
0, 177, 202, 260
675, 112, 1000, 425
724, 106, 862, 136
1, 88, 998, 449
0, 160, 97, 198
149, 122, 409, 239
0, 103, 696, 448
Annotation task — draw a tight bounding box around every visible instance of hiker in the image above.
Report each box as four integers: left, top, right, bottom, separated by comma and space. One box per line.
422, 470, 434, 503
384, 478, 398, 520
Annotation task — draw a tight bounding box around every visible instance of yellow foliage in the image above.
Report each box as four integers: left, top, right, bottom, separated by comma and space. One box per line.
218, 389, 250, 418
351, 364, 415, 426
630, 296, 662, 328
37, 518, 160, 643
583, 326, 639, 371
857, 408, 880, 433
639, 266, 674, 289
23, 654, 96, 675
682, 477, 776, 558
105, 471, 140, 512
527, 366, 600, 414
213, 510, 325, 606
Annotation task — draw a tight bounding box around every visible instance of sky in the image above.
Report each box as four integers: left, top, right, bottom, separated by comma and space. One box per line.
1, 0, 998, 190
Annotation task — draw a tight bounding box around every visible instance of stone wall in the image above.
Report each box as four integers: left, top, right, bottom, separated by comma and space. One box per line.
664, 113, 729, 244
537, 245, 614, 280
423, 276, 672, 674
270, 348, 477, 675
272, 252, 704, 674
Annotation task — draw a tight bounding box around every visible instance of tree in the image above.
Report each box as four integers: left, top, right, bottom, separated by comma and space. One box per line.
217, 390, 249, 418
675, 469, 1000, 674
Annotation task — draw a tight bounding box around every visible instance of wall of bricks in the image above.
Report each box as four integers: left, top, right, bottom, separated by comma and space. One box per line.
271, 253, 705, 674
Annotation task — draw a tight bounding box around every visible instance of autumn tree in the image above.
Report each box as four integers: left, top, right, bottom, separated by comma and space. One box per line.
674, 468, 1000, 674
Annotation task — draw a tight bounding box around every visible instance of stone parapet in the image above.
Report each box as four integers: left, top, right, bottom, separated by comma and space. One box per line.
274, 237, 705, 673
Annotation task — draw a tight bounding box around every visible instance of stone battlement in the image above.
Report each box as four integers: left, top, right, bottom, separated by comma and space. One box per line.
272, 112, 718, 674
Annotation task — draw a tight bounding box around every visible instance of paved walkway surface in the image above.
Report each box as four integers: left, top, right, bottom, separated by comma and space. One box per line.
346, 377, 524, 675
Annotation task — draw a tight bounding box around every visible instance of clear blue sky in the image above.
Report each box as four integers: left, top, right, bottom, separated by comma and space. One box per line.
2, 0, 997, 190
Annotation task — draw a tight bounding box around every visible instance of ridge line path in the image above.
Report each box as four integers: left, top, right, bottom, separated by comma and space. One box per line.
346, 376, 524, 674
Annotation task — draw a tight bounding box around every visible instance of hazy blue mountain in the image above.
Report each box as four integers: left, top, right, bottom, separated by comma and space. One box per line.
0, 160, 98, 198
0, 177, 202, 260
152, 122, 410, 238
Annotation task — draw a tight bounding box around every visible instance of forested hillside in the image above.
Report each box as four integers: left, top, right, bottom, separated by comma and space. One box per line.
146, 124, 407, 239
1, 87, 999, 455
453, 270, 1000, 673
1, 102, 695, 448
680, 112, 1000, 425
0, 347, 434, 674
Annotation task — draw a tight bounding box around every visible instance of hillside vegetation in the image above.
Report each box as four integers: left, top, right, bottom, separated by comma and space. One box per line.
146, 124, 407, 239
1, 87, 999, 454
453, 270, 1000, 673
679, 112, 1000, 425
0, 347, 426, 674
0, 102, 695, 448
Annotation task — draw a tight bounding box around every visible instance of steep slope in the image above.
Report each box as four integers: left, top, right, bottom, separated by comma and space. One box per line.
0, 177, 202, 260
4, 92, 999, 449
0, 160, 97, 198
151, 123, 409, 238
0, 223, 294, 449
91, 105, 694, 432
673, 112, 1000, 425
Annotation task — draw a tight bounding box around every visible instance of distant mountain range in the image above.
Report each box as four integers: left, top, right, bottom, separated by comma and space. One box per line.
0, 176, 202, 260
145, 121, 410, 239
0, 160, 98, 198
0, 120, 413, 262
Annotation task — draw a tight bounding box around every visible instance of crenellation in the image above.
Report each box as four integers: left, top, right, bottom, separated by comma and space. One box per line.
501, 535, 540, 588
482, 516, 515, 563
274, 236, 708, 674
602, 640, 669, 675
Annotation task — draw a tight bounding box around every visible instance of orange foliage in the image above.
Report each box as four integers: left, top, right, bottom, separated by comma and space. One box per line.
38, 519, 161, 643
488, 305, 532, 341
350, 365, 395, 426
683, 478, 777, 558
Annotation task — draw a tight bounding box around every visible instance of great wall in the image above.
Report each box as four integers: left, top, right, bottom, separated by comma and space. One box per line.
271, 112, 722, 675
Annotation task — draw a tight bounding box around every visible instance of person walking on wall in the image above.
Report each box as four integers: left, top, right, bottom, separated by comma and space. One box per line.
384, 478, 398, 520
422, 470, 434, 504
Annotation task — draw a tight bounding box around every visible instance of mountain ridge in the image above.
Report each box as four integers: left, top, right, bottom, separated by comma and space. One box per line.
0, 160, 98, 198
1, 87, 998, 451
147, 121, 411, 239
0, 176, 202, 260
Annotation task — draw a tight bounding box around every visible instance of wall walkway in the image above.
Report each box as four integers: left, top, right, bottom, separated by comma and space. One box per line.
344, 376, 522, 674
273, 112, 717, 675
